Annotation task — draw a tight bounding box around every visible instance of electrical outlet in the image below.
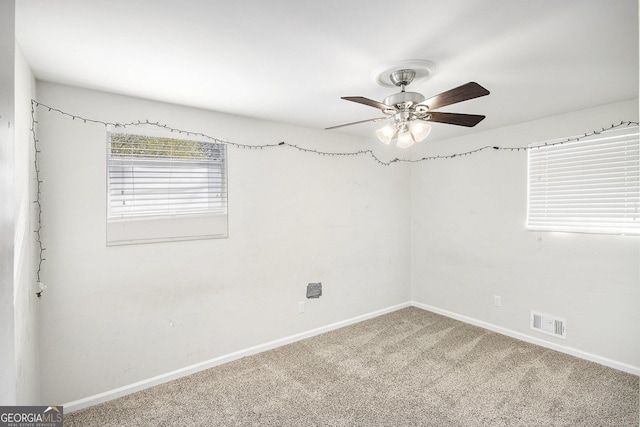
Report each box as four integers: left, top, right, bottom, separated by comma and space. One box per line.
298, 301, 305, 313
494, 295, 502, 307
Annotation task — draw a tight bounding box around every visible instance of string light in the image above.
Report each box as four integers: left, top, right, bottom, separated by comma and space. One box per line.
405, 121, 638, 162
31, 100, 638, 164
30, 99, 638, 297
31, 101, 46, 298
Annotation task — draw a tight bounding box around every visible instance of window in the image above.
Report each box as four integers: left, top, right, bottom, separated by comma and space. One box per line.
527, 125, 639, 235
106, 128, 228, 245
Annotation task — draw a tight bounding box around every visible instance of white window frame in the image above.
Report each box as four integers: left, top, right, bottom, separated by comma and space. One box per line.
527, 125, 639, 236
106, 126, 228, 245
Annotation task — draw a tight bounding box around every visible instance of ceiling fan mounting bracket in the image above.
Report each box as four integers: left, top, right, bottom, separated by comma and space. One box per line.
389, 69, 416, 88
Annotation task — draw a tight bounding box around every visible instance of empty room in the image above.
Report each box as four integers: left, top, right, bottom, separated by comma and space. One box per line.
2, 0, 639, 425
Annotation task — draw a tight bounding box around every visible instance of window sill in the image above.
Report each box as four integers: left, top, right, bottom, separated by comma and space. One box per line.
106, 213, 228, 246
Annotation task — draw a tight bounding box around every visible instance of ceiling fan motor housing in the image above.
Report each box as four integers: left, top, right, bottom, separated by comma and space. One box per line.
383, 91, 426, 109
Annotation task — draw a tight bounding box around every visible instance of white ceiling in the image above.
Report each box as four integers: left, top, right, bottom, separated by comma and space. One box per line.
15, 0, 639, 143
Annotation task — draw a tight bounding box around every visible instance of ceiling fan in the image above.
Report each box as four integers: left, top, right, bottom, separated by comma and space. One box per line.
326, 69, 490, 148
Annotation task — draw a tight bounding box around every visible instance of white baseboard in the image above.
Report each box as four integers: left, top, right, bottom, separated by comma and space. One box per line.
411, 301, 639, 376
65, 300, 637, 413
64, 301, 411, 413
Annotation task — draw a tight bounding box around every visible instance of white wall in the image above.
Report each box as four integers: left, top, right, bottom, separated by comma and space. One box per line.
0, 0, 17, 405
410, 99, 640, 370
0, 3, 37, 405
35, 82, 411, 404
14, 43, 39, 404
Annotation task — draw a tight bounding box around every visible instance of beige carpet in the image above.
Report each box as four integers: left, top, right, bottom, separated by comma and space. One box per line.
65, 307, 639, 426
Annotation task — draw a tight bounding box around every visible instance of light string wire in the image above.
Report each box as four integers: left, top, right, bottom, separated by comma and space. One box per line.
31, 100, 46, 297
32, 100, 639, 163
31, 100, 402, 166
30, 98, 639, 297
409, 121, 640, 161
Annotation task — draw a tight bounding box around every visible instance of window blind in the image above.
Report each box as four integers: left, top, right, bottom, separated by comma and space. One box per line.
527, 125, 639, 235
108, 132, 227, 219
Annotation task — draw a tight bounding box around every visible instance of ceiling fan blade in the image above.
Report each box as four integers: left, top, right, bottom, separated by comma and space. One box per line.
342, 96, 393, 112
426, 112, 486, 127
420, 82, 490, 111
325, 116, 388, 130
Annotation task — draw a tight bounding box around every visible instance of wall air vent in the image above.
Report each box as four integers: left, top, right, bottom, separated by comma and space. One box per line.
530, 310, 566, 339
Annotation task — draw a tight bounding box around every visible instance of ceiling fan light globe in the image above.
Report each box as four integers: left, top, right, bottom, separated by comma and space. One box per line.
396, 130, 415, 148
409, 121, 432, 142
375, 124, 397, 144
